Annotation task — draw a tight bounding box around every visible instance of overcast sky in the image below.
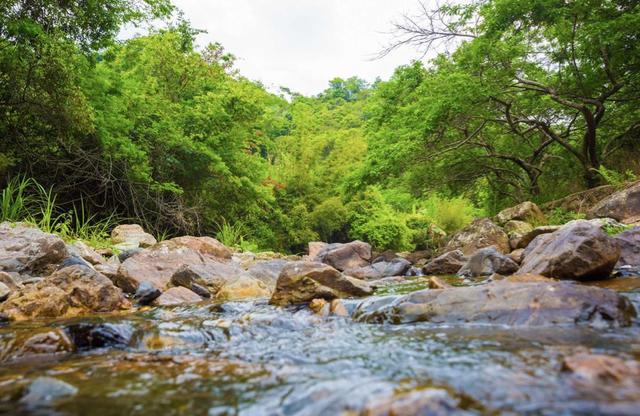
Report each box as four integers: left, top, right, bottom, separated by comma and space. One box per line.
153, 0, 426, 96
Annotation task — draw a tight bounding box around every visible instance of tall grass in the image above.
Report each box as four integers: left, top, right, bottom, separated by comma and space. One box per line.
0, 176, 35, 222
215, 219, 246, 248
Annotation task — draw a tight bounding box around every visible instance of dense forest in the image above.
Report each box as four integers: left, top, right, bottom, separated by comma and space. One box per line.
1, 0, 639, 253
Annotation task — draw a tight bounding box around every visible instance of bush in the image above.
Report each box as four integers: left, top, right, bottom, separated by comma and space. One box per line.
310, 197, 349, 242
418, 194, 479, 234
546, 208, 585, 225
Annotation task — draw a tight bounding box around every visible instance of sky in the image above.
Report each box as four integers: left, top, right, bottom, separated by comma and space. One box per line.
135, 0, 428, 96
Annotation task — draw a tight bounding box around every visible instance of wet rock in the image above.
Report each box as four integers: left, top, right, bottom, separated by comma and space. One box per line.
428, 276, 452, 289
330, 299, 349, 317
20, 377, 77, 406
345, 258, 411, 280
495, 201, 546, 225
270, 261, 373, 306
1, 330, 73, 362
458, 246, 519, 277
614, 227, 640, 269
65, 323, 135, 350
588, 182, 640, 224
515, 225, 561, 250
190, 283, 211, 298
134, 281, 161, 305
313, 241, 372, 271
353, 281, 636, 327
504, 220, 534, 249
562, 353, 640, 387
216, 274, 270, 300
368, 276, 409, 288
0, 222, 67, 275
247, 259, 289, 291
153, 286, 202, 306
0, 282, 10, 302
0, 265, 130, 321
171, 262, 244, 295
422, 250, 467, 275
111, 224, 157, 248
69, 240, 105, 265
518, 220, 621, 280
509, 249, 525, 264
361, 388, 471, 416
444, 218, 510, 255
309, 298, 330, 316
115, 236, 232, 293
406, 266, 424, 276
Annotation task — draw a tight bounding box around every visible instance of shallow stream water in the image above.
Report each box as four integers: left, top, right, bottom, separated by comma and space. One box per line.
1, 278, 639, 415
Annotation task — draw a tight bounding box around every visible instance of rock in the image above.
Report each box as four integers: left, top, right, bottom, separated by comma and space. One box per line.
372, 250, 399, 263
270, 261, 373, 307
588, 182, 640, 224
309, 298, 329, 316
353, 281, 636, 327
504, 220, 534, 249
518, 220, 621, 280
216, 274, 270, 300
117, 247, 143, 262
428, 276, 452, 289
1, 330, 73, 362
444, 218, 510, 255
308, 241, 329, 259
514, 225, 561, 250
20, 377, 77, 406
69, 241, 105, 265
171, 262, 244, 295
313, 241, 372, 271
397, 250, 433, 265
0, 271, 22, 291
495, 201, 546, 225
133, 281, 161, 305
0, 282, 10, 302
422, 250, 467, 275
153, 286, 202, 306
0, 265, 130, 321
361, 388, 470, 416
65, 323, 135, 350
0, 222, 67, 275
457, 246, 519, 277
345, 258, 411, 280
111, 224, 157, 248
509, 249, 525, 264
562, 353, 640, 386
93, 263, 119, 282
246, 259, 289, 291
115, 236, 232, 293
58, 255, 92, 270
329, 299, 349, 317
500, 273, 557, 283
614, 227, 640, 269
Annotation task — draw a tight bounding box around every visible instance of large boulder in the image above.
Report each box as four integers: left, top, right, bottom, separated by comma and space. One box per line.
0, 265, 130, 321
495, 201, 546, 225
588, 182, 640, 224
270, 261, 372, 306
216, 274, 270, 300
444, 218, 510, 255
0, 223, 67, 276
308, 241, 328, 259
518, 220, 621, 280
353, 281, 636, 327
313, 241, 372, 271
614, 227, 640, 269
246, 259, 289, 291
457, 246, 519, 277
512, 225, 561, 250
111, 224, 157, 249
345, 258, 411, 280
422, 250, 467, 275
114, 236, 232, 293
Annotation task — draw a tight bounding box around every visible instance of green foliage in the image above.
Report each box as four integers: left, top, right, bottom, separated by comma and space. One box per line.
595, 166, 638, 190
602, 223, 633, 237
0, 176, 35, 222
418, 194, 480, 234
309, 197, 349, 242
215, 219, 246, 249
546, 208, 586, 225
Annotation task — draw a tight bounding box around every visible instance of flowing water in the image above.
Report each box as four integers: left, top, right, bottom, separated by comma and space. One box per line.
1, 278, 639, 415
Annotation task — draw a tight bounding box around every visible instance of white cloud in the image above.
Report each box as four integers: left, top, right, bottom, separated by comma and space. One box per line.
163, 0, 426, 95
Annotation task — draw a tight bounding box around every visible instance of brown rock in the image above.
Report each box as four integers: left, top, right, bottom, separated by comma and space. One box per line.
345, 258, 411, 280
0, 222, 67, 275
309, 298, 330, 315
308, 241, 329, 259
153, 286, 202, 306
428, 276, 452, 289
614, 227, 640, 268
361, 388, 467, 416
115, 236, 232, 293
518, 220, 621, 280
504, 220, 534, 249
509, 249, 525, 264
515, 225, 561, 250
314, 241, 372, 271
216, 274, 270, 300
68, 241, 105, 265
422, 250, 467, 275
444, 218, 510, 255
0, 271, 21, 291
588, 182, 640, 224
353, 281, 636, 326
329, 299, 349, 317
246, 259, 289, 291
171, 262, 245, 296
111, 224, 157, 248
495, 201, 546, 225
0, 265, 130, 321
500, 273, 556, 283
270, 261, 373, 306
457, 246, 519, 277
1, 330, 73, 362
562, 353, 640, 384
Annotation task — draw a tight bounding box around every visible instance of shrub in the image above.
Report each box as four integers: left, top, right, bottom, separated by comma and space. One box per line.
546, 208, 585, 225
595, 166, 637, 190
310, 197, 349, 242
418, 194, 479, 234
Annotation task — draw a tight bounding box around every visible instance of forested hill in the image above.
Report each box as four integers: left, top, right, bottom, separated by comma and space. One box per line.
1, 0, 639, 253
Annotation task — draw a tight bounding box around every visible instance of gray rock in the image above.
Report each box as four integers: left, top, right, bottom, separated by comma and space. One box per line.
133, 281, 161, 305
0, 222, 67, 275
313, 241, 372, 271
588, 182, 640, 224
345, 258, 411, 280
495, 201, 546, 225
20, 377, 78, 406
0, 282, 10, 302
444, 218, 510, 255
457, 246, 519, 277
422, 250, 467, 275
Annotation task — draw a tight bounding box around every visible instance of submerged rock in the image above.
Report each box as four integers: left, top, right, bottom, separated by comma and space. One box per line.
495, 201, 546, 225
1, 330, 73, 362
270, 261, 372, 306
65, 323, 135, 350
422, 250, 467, 275
353, 281, 636, 327
313, 241, 372, 271
361, 388, 472, 416
20, 377, 77, 406
0, 222, 67, 275
444, 218, 510, 255
457, 246, 519, 277
0, 265, 130, 321
518, 220, 620, 280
